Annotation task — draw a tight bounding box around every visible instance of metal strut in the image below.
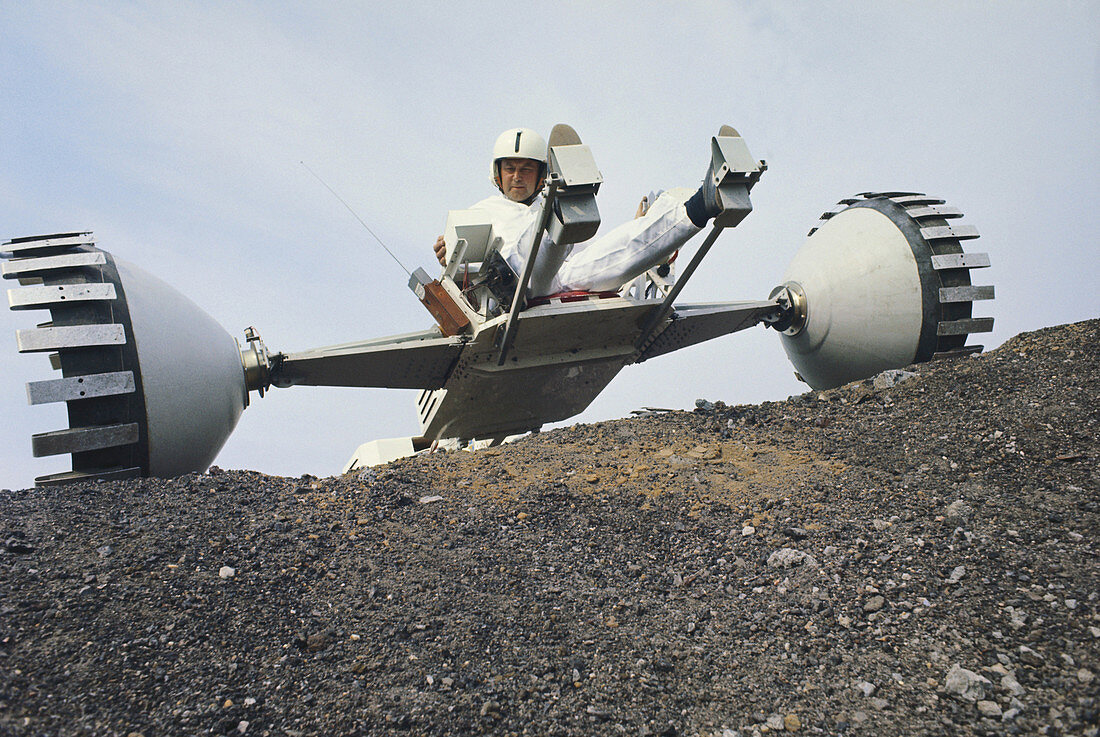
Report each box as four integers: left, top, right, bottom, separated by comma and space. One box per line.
635, 128, 764, 355
494, 124, 603, 366
633, 222, 726, 355
495, 177, 561, 366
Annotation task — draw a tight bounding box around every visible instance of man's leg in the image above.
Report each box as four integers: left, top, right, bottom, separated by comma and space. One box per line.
554, 187, 700, 293
553, 123, 751, 294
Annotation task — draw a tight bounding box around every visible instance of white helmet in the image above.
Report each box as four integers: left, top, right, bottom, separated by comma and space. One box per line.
490, 127, 547, 192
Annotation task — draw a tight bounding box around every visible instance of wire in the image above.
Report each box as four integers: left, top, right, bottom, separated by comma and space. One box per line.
300, 161, 411, 276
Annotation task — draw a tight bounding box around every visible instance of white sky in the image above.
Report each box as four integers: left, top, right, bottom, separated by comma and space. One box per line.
2, 2, 1097, 490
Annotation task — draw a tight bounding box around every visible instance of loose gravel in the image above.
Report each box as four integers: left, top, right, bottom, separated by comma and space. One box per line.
2, 319, 1097, 736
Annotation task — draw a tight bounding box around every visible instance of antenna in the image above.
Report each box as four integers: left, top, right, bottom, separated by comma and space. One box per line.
300, 161, 411, 276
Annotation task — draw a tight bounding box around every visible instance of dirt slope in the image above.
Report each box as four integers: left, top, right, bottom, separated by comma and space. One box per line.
2, 319, 1097, 737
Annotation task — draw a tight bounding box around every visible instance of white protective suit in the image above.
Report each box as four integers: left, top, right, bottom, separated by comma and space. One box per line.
467, 186, 700, 298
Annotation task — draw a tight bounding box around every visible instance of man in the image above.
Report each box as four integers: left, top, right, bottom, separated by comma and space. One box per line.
432, 127, 547, 266
435, 126, 730, 298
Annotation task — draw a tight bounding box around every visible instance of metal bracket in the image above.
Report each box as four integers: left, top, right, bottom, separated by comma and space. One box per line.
765, 282, 807, 335
709, 134, 765, 228
443, 238, 468, 281
240, 326, 272, 403
545, 143, 602, 245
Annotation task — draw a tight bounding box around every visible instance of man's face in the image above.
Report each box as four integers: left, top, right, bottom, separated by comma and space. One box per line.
499, 158, 541, 202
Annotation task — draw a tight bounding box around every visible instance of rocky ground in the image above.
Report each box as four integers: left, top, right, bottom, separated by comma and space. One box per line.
1, 319, 1097, 737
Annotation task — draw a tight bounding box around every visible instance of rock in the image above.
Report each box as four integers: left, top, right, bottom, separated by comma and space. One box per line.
873, 369, 917, 389
686, 445, 720, 460
585, 705, 610, 720
765, 715, 784, 730
97, 544, 112, 557
783, 713, 801, 731
419, 495, 443, 504
1001, 673, 1026, 697
237, 721, 250, 734
3, 538, 36, 555
219, 566, 236, 579
1018, 645, 1044, 666
976, 700, 1002, 718
854, 680, 876, 697
305, 629, 334, 652
741, 526, 755, 537
947, 565, 966, 584
1079, 668, 1095, 684
863, 595, 885, 613
694, 399, 716, 411
766, 548, 818, 569
945, 500, 973, 518
870, 698, 888, 711
944, 664, 991, 702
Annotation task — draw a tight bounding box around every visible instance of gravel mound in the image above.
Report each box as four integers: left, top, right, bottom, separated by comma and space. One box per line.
2, 319, 1097, 737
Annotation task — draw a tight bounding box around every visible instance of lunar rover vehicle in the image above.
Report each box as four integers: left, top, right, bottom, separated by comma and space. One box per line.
3, 129, 993, 485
